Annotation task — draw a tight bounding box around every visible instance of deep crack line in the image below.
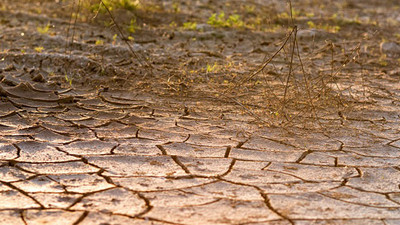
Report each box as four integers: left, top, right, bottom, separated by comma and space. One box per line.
20, 209, 28, 225
66, 187, 117, 210
236, 139, 248, 148
12, 143, 21, 159
170, 156, 191, 174
295, 150, 313, 163
72, 211, 89, 225
0, 181, 45, 209
136, 216, 186, 225
261, 192, 294, 225
219, 158, 236, 177
156, 145, 167, 155
96, 168, 117, 186
224, 146, 232, 158
318, 191, 400, 209
134, 193, 153, 218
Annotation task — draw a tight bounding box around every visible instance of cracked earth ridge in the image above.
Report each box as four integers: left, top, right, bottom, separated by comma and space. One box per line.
1, 1, 400, 225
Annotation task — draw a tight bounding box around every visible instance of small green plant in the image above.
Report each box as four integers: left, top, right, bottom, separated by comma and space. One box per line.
172, 1, 180, 13
208, 12, 226, 27
378, 54, 388, 67
88, 0, 138, 13
307, 21, 340, 33
307, 21, 316, 28
169, 21, 177, 28
207, 12, 245, 28
206, 62, 219, 73
306, 12, 315, 18
65, 74, 73, 86
128, 17, 139, 33
34, 46, 44, 53
37, 23, 50, 34
246, 16, 262, 30
244, 5, 255, 14
95, 39, 104, 45
182, 22, 197, 30
112, 34, 117, 45
277, 8, 301, 19
226, 14, 244, 28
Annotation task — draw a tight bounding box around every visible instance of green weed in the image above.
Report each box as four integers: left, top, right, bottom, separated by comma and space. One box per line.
128, 17, 139, 33
34, 46, 44, 53
172, 1, 180, 13
169, 21, 177, 28
378, 54, 388, 67
95, 39, 104, 45
277, 8, 301, 19
84, 0, 139, 14
206, 62, 220, 73
37, 23, 50, 34
207, 12, 245, 28
112, 34, 117, 45
307, 21, 340, 33
182, 22, 197, 30
89, 0, 139, 13
244, 5, 255, 14
65, 74, 73, 86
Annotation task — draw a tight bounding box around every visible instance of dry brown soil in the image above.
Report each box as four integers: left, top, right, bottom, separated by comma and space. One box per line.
1, 0, 400, 224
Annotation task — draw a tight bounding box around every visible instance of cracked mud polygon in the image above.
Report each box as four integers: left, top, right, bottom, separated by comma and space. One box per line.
1, 0, 400, 224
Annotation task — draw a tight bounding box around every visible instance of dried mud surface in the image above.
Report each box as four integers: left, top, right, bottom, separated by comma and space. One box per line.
1, 0, 400, 224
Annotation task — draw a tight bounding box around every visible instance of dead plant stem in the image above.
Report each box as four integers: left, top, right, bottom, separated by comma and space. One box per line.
64, 0, 75, 54
70, 0, 81, 53
281, 26, 297, 115
99, 0, 153, 71
225, 26, 297, 95
295, 37, 322, 127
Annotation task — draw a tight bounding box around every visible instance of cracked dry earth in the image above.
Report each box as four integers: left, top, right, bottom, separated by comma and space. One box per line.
2, 0, 400, 225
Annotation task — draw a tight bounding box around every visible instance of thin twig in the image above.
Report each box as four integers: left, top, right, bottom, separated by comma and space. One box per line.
225, 26, 296, 95
295, 35, 323, 128
70, 0, 81, 53
219, 92, 275, 127
281, 26, 297, 113
288, 0, 294, 26
99, 0, 153, 70
64, 0, 75, 54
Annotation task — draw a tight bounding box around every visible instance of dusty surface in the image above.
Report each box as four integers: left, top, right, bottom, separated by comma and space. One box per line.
1, 0, 400, 224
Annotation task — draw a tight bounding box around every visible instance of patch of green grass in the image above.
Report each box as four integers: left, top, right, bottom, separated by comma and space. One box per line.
169, 21, 177, 28
88, 0, 139, 14
208, 12, 226, 27
172, 1, 180, 13
128, 17, 139, 33
112, 34, 117, 45
244, 5, 255, 14
307, 21, 340, 33
34, 46, 44, 53
95, 39, 104, 45
277, 8, 301, 19
207, 12, 245, 28
37, 23, 50, 34
65, 74, 73, 86
206, 62, 220, 73
182, 22, 197, 30
378, 54, 388, 67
